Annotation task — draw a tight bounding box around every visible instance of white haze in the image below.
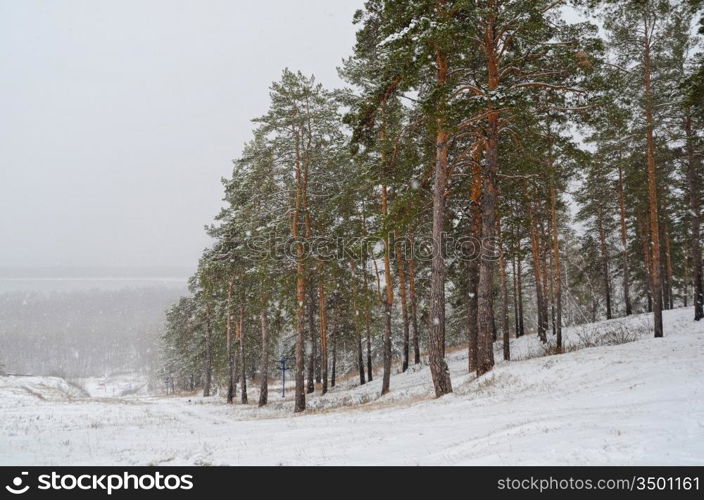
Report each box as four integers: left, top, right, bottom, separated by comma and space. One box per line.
0, 1, 362, 377
0, 0, 362, 271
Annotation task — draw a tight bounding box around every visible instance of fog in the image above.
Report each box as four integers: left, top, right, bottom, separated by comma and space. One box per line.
0, 1, 362, 377
0, 0, 362, 270
0, 287, 183, 377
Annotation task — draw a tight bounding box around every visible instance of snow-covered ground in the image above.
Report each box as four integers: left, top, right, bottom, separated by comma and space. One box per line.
75, 373, 150, 398
1, 307, 702, 465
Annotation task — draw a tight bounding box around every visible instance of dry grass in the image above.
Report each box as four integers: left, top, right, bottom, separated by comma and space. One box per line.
21, 386, 47, 400
307, 392, 435, 415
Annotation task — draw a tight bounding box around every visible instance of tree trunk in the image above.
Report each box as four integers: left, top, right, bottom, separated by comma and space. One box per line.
294, 251, 306, 412
258, 306, 269, 407
306, 283, 316, 394
380, 184, 394, 396
319, 281, 329, 394
356, 314, 365, 385
363, 257, 374, 380
237, 305, 247, 404
617, 165, 632, 316
685, 114, 704, 320
395, 244, 410, 372
548, 251, 556, 335
539, 218, 551, 336
467, 147, 482, 372
598, 218, 612, 320
349, 261, 365, 386
408, 255, 421, 364
303, 129, 317, 393
495, 213, 510, 360
643, 17, 663, 337
331, 320, 337, 388
203, 306, 213, 397
377, 92, 395, 396
639, 214, 653, 313
529, 202, 547, 342
683, 244, 690, 308
466, 285, 479, 373
226, 280, 236, 403
663, 221, 674, 310
315, 303, 322, 385
365, 307, 373, 381
477, 132, 498, 374
516, 252, 525, 337
427, 46, 453, 396
512, 254, 519, 336
477, 0, 501, 377
549, 179, 563, 351
499, 237, 510, 361
293, 135, 306, 413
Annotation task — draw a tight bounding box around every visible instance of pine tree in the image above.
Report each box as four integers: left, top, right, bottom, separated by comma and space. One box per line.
600, 0, 677, 336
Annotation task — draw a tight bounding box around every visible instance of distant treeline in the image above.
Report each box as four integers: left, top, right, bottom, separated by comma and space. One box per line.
0, 287, 182, 378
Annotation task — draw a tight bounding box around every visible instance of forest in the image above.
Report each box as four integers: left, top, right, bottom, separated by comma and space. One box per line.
160, 0, 704, 413
0, 287, 180, 378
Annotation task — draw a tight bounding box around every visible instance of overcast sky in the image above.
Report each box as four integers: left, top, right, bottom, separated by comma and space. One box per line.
0, 0, 362, 273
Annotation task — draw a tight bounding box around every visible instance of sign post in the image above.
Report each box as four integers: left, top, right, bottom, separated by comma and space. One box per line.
276, 356, 293, 398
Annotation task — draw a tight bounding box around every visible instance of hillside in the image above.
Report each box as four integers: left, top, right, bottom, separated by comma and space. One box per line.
1, 307, 702, 466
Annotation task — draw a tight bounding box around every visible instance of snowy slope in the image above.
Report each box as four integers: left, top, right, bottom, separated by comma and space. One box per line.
76, 373, 149, 398
1, 307, 702, 465
0, 375, 88, 407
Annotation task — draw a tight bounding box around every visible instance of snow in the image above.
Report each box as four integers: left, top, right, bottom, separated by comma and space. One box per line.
0, 376, 87, 406
76, 374, 150, 398
1, 307, 703, 465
